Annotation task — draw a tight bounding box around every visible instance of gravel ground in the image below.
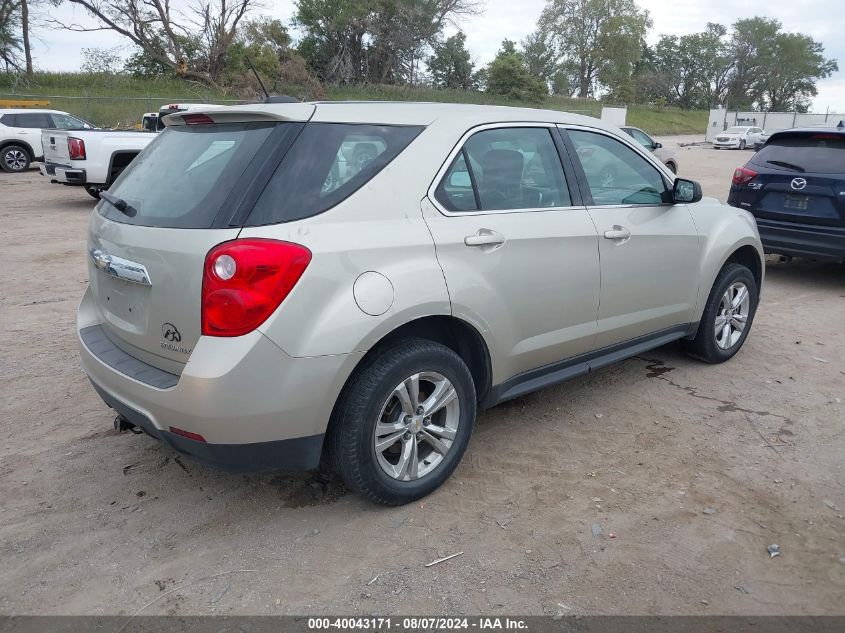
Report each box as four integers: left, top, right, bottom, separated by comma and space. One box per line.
1, 136, 844, 616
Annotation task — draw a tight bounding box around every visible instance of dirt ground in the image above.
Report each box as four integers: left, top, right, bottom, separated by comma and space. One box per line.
1, 136, 844, 617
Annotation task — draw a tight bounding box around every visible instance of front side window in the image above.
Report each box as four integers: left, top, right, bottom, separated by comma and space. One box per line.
568, 130, 669, 206
15, 113, 51, 128
435, 127, 572, 212
247, 123, 423, 226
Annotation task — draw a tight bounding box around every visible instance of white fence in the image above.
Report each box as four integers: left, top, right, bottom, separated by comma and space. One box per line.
706, 108, 844, 142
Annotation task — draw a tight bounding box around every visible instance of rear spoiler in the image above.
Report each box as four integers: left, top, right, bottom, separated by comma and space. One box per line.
163, 103, 315, 127
766, 128, 845, 145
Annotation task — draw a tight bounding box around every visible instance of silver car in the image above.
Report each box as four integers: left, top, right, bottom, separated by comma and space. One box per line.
78, 102, 764, 505
620, 126, 678, 173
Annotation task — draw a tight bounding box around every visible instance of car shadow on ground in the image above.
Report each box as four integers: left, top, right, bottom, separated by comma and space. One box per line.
763, 257, 845, 290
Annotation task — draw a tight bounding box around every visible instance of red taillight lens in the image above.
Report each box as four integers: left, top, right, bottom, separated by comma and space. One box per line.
201, 239, 311, 337
183, 113, 214, 125
68, 137, 86, 160
732, 166, 757, 185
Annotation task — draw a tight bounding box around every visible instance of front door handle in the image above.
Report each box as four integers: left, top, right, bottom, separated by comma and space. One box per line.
464, 229, 506, 248
603, 225, 631, 240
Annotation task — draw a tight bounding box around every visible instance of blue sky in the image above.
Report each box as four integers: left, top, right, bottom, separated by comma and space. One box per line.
31, 0, 845, 112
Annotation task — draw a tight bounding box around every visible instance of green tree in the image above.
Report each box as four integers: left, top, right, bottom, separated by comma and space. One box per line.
485, 39, 547, 101
537, 0, 651, 99
727, 18, 837, 111
642, 23, 732, 109
428, 30, 475, 89
727, 17, 782, 109
294, 0, 477, 85
56, 0, 257, 87
520, 29, 558, 92
765, 32, 838, 111
0, 0, 23, 71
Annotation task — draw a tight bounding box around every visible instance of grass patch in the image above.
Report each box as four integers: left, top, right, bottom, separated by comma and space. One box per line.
1, 72, 706, 135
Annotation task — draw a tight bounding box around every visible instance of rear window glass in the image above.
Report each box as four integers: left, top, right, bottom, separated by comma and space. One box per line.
100, 122, 282, 228
751, 134, 845, 174
246, 123, 423, 226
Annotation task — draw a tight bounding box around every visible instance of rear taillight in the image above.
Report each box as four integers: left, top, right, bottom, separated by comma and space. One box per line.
68, 137, 86, 160
732, 166, 757, 185
201, 239, 311, 337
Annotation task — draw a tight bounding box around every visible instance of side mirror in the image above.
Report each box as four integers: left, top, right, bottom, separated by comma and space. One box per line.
673, 178, 702, 204
653, 142, 662, 149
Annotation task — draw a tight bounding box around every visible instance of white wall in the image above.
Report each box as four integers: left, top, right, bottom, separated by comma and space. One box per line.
706, 108, 843, 142
601, 106, 627, 127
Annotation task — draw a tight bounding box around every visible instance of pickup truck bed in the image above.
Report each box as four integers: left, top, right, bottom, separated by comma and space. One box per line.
40, 129, 156, 194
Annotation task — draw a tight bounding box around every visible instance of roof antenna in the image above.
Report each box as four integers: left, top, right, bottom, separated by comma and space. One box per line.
838, 120, 844, 128
245, 55, 300, 104
245, 56, 270, 101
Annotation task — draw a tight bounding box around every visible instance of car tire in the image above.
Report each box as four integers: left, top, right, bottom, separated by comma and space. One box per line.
739, 140, 746, 150
1, 145, 31, 173
682, 263, 758, 364
666, 161, 677, 174
329, 338, 476, 506
85, 186, 103, 199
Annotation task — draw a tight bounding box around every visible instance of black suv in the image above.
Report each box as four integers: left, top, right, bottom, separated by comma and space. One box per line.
728, 123, 845, 261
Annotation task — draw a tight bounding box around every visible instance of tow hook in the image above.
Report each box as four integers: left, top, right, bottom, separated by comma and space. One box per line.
114, 415, 142, 434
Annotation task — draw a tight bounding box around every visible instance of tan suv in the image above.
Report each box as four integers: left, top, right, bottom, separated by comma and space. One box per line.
78, 102, 764, 505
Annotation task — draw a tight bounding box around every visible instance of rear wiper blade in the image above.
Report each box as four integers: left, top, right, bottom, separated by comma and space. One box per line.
99, 191, 137, 217
765, 160, 805, 172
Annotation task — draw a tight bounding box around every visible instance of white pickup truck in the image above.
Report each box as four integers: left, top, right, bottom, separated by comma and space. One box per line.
40, 128, 156, 197
39, 103, 218, 198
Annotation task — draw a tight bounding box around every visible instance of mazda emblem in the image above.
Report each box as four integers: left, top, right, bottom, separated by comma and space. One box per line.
791, 178, 807, 190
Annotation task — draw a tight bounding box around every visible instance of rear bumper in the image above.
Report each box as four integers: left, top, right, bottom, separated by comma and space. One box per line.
77, 287, 363, 471
40, 161, 86, 185
91, 381, 325, 471
754, 218, 845, 261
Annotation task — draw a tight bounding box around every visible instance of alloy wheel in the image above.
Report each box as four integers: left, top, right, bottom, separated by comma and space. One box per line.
3, 149, 27, 171
373, 371, 460, 481
714, 282, 750, 349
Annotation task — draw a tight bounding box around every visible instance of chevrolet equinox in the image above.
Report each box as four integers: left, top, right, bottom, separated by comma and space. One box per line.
78, 102, 764, 505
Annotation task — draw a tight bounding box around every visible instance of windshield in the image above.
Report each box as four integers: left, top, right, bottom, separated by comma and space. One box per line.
100, 122, 285, 228
751, 134, 845, 174
725, 127, 749, 134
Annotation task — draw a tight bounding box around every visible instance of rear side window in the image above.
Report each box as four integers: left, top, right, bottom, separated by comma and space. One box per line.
751, 134, 845, 174
0, 114, 15, 127
101, 122, 283, 228
50, 113, 89, 130
436, 127, 572, 212
15, 113, 52, 128
246, 123, 423, 226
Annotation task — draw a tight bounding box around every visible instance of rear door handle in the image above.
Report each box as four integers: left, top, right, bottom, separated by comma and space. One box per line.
464, 229, 506, 248
603, 225, 631, 240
